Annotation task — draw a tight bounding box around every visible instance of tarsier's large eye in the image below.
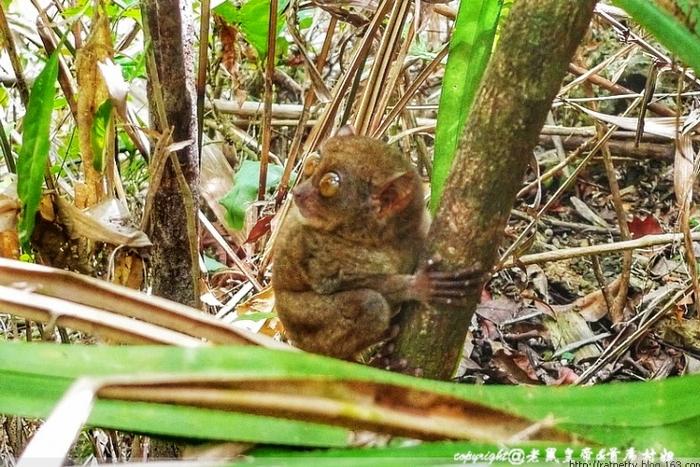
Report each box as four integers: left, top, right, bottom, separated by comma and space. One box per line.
318, 172, 341, 197
302, 154, 320, 178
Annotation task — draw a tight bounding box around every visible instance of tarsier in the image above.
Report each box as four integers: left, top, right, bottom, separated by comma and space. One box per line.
272, 127, 484, 359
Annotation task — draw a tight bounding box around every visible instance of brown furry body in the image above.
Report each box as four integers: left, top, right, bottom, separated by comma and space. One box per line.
272, 134, 427, 358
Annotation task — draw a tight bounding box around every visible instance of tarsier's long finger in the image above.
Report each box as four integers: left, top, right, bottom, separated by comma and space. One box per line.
426, 265, 485, 280
430, 273, 492, 288
428, 288, 470, 298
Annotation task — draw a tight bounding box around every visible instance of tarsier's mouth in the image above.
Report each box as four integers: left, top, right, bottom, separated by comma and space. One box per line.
294, 199, 326, 224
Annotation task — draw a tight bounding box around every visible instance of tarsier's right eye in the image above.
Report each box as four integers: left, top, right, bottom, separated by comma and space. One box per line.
318, 172, 341, 198
302, 154, 320, 178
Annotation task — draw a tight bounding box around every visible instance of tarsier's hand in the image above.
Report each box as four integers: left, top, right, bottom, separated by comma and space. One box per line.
410, 259, 489, 307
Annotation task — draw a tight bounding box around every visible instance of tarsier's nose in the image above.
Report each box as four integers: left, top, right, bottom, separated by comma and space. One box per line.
292, 183, 311, 203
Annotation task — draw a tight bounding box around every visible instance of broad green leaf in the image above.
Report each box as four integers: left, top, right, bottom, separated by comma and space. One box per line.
16, 52, 59, 248
90, 99, 113, 172
52, 96, 68, 110
213, 0, 290, 57
61, 0, 90, 21
115, 52, 146, 80
211, 1, 241, 24
203, 254, 227, 272
0, 344, 699, 455
298, 9, 313, 30
219, 160, 283, 230
431, 0, 502, 212
613, 0, 700, 76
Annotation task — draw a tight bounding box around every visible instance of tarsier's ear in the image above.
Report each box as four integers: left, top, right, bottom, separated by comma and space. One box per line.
373, 172, 416, 218
335, 124, 356, 137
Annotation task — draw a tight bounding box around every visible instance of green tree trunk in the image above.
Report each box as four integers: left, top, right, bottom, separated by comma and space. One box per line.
392, 0, 598, 380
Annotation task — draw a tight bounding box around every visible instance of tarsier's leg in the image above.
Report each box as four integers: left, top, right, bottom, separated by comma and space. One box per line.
275, 289, 391, 359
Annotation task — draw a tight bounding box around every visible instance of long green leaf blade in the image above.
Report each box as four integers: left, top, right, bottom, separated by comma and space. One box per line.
1, 370, 349, 448
431, 0, 502, 212
0, 344, 699, 454
90, 99, 113, 172
16, 52, 60, 247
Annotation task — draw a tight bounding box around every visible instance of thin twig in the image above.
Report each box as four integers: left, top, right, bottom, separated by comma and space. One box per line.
568, 63, 675, 117
258, 0, 279, 201
198, 212, 263, 291
0, 4, 30, 105
373, 44, 449, 138
196, 0, 211, 159
599, 124, 632, 323
354, 0, 411, 134
304, 0, 394, 150
500, 231, 700, 269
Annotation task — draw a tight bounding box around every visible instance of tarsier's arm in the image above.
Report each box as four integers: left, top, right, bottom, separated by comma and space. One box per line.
337, 261, 487, 307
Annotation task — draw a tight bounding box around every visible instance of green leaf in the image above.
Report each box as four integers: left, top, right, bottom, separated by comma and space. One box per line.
431, 0, 502, 212
213, 0, 290, 58
298, 9, 313, 30
0, 85, 9, 107
212, 0, 241, 24
115, 53, 146, 80
219, 160, 283, 230
233, 311, 277, 322
0, 344, 699, 455
203, 254, 227, 272
90, 99, 113, 173
613, 0, 700, 76
52, 96, 68, 110
61, 0, 90, 21
1, 371, 348, 447
16, 52, 59, 248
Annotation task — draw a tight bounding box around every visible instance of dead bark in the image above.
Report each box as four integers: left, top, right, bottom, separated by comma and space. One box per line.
142, 0, 200, 308
391, 0, 598, 379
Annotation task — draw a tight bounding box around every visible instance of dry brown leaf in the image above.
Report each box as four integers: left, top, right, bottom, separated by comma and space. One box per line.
674, 134, 695, 206
490, 347, 540, 384
235, 286, 283, 337
545, 309, 601, 361
0, 178, 19, 259
0, 258, 284, 348
112, 253, 145, 289
57, 196, 151, 248
657, 316, 700, 353
553, 366, 579, 385
75, 4, 114, 204
476, 298, 524, 325
570, 277, 621, 322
